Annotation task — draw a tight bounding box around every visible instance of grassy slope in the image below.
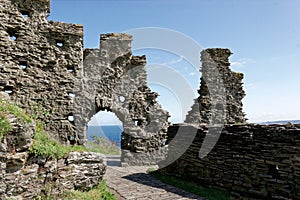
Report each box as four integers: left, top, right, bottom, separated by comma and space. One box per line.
85, 136, 121, 155
0, 99, 115, 200
0, 99, 32, 140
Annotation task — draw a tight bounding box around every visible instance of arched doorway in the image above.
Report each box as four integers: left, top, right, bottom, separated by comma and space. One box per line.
74, 33, 170, 166
86, 110, 123, 155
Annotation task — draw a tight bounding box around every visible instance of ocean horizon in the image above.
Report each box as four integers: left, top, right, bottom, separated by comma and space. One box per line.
87, 125, 123, 147
87, 120, 300, 148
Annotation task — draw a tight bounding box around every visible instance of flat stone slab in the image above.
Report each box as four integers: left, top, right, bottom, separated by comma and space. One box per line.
104, 166, 205, 200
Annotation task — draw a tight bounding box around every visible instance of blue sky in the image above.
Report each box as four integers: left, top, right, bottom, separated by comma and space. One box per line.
49, 0, 300, 124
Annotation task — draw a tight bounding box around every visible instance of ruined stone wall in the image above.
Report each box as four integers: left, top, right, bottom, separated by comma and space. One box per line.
161, 124, 300, 199
185, 48, 246, 125
0, 0, 169, 165
0, 0, 83, 144
0, 93, 106, 199
76, 33, 170, 165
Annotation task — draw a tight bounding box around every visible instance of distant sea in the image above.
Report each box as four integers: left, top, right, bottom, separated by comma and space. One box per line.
87, 120, 300, 147
87, 125, 123, 148
260, 120, 300, 125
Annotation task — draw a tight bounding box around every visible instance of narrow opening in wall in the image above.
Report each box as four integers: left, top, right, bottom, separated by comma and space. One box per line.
56, 40, 64, 47
68, 93, 75, 98
267, 164, 280, 179
67, 66, 75, 72
7, 28, 18, 41
162, 138, 167, 145
10, 35, 16, 41
134, 119, 142, 126
249, 132, 253, 139
19, 61, 27, 70
20, 10, 30, 18
9, 32, 17, 41
87, 110, 123, 156
68, 135, 76, 145
119, 96, 125, 103
3, 86, 13, 94
68, 113, 74, 122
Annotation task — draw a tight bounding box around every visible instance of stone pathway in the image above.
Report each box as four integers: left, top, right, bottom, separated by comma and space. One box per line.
104, 157, 205, 200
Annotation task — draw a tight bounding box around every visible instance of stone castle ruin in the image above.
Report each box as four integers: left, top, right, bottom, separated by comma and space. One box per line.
0, 0, 169, 166
76, 34, 170, 165
1, 0, 299, 199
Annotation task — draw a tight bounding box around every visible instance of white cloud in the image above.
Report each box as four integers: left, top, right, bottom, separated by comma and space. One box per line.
188, 72, 196, 76
231, 61, 245, 68
245, 83, 256, 89
231, 58, 254, 68
88, 111, 122, 126
161, 55, 183, 65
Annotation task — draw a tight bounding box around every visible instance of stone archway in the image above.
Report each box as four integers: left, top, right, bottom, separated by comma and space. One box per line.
74, 33, 170, 166
87, 110, 123, 149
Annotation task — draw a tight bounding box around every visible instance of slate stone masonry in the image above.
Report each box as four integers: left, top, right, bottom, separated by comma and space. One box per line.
1, 2, 299, 199
185, 48, 246, 125
0, 93, 106, 199
78, 33, 170, 166
0, 0, 169, 166
161, 123, 300, 199
0, 0, 83, 144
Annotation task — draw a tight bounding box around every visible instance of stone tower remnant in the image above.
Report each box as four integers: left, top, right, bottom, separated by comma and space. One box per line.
185, 48, 246, 125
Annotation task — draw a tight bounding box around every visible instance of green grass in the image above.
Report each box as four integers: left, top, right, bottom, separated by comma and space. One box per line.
149, 171, 230, 200
62, 180, 116, 200
0, 99, 32, 140
0, 100, 116, 199
35, 180, 116, 200
29, 121, 88, 159
0, 99, 120, 157
85, 136, 121, 155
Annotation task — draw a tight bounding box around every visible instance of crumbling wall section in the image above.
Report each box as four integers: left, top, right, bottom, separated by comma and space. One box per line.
0, 0, 83, 144
185, 48, 246, 124
0, 93, 106, 199
0, 0, 169, 166
161, 124, 300, 199
76, 33, 170, 166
